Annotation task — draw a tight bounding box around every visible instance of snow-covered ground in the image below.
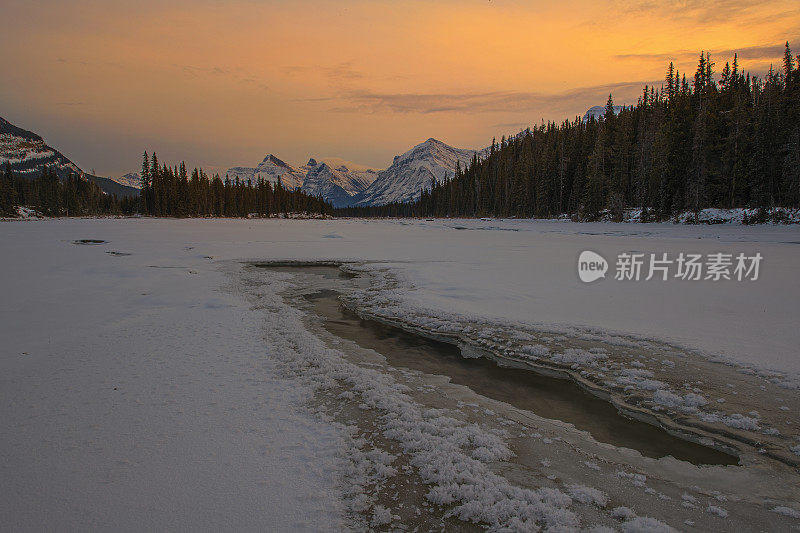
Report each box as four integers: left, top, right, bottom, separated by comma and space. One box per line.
0, 220, 347, 531
2, 217, 799, 530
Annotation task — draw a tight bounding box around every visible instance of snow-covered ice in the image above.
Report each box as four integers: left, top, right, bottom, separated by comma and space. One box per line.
0, 221, 346, 531
2, 217, 799, 530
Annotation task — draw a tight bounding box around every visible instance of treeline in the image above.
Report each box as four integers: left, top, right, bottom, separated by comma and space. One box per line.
1, 154, 332, 218
138, 152, 331, 217
0, 163, 130, 217
339, 43, 800, 220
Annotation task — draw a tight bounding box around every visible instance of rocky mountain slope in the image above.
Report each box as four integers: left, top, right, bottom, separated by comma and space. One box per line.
226, 154, 307, 190
0, 116, 139, 198
110, 172, 142, 189
227, 156, 378, 207
352, 138, 487, 206
300, 158, 378, 207
227, 138, 486, 207
1, 117, 83, 180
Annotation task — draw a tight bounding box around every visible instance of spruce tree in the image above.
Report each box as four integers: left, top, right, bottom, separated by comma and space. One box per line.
141, 151, 149, 214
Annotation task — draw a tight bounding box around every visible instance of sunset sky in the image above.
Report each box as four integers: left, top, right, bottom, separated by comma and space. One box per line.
2, 0, 798, 177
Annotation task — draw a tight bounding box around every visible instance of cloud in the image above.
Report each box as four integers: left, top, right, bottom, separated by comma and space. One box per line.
622, 0, 777, 22
615, 42, 793, 63
283, 62, 365, 83
492, 121, 532, 129
176, 64, 229, 78
174, 63, 270, 91
56, 57, 88, 66
329, 80, 660, 115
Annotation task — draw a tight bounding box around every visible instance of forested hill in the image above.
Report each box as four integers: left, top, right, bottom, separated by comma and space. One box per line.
337, 43, 800, 221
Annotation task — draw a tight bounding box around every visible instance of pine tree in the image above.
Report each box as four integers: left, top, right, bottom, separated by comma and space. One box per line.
0, 162, 15, 215
784, 42, 794, 80
140, 151, 149, 214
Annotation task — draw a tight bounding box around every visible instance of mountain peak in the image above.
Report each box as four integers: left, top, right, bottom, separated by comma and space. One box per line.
110, 172, 142, 189
353, 138, 484, 207
0, 115, 139, 197
0, 116, 43, 142
227, 138, 482, 208
582, 105, 623, 123
421, 137, 447, 148
258, 154, 291, 169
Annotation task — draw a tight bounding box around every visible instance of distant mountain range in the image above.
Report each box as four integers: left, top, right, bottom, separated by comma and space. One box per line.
226, 138, 488, 208
3, 104, 612, 207
0, 116, 140, 198
224, 103, 613, 207
226, 155, 378, 207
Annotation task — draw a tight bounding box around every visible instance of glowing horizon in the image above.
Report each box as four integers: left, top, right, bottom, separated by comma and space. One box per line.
2, 0, 798, 177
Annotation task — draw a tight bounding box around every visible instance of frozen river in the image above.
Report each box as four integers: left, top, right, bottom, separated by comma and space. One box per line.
2, 217, 799, 530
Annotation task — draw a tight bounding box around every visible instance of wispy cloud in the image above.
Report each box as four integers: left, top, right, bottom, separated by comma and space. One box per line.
173, 63, 270, 91
56, 57, 88, 66
329, 80, 660, 115
622, 0, 777, 22
283, 62, 365, 82
178, 64, 229, 77
615, 41, 793, 62
492, 121, 532, 129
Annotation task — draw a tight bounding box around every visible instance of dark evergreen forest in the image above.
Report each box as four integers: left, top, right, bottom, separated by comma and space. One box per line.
137, 152, 331, 217
337, 44, 800, 221
0, 154, 332, 218
0, 163, 127, 217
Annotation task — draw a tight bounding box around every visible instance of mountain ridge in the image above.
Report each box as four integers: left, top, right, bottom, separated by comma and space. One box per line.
351, 138, 488, 206
0, 116, 140, 198
226, 138, 487, 207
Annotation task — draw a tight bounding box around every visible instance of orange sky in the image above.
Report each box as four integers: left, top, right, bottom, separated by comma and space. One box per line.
1, 0, 798, 176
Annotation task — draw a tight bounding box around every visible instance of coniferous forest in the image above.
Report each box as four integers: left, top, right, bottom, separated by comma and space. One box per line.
0, 163, 128, 217
137, 152, 331, 217
337, 44, 800, 221
0, 155, 332, 218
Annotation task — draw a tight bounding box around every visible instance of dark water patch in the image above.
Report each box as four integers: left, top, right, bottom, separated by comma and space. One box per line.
251, 261, 356, 279
305, 288, 737, 466
447, 225, 519, 232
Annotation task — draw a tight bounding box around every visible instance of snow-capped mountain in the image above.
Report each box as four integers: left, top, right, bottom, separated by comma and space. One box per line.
111, 172, 142, 189
582, 105, 624, 123
0, 116, 139, 198
226, 138, 486, 207
300, 158, 377, 207
226, 156, 378, 207
1, 116, 83, 180
226, 154, 306, 190
351, 138, 487, 206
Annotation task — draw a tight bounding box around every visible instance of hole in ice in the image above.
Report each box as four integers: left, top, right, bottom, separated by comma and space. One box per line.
264, 263, 739, 467
252, 262, 356, 279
